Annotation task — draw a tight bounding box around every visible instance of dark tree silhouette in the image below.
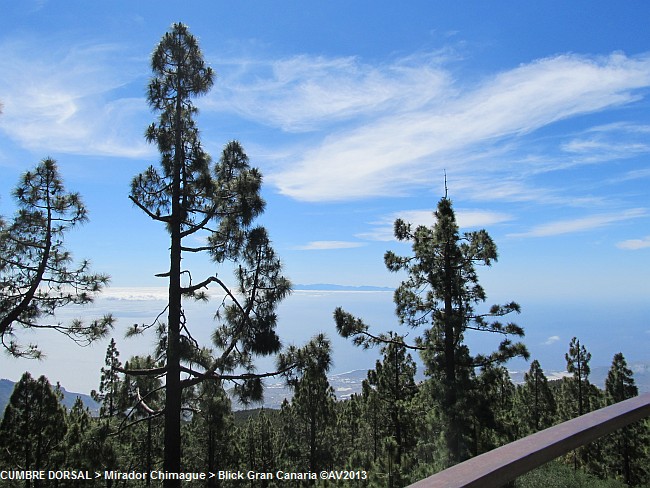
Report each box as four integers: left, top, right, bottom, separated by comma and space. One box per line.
335, 196, 528, 465
566, 337, 592, 417
0, 158, 112, 358
278, 334, 337, 475
605, 353, 648, 485
518, 359, 555, 434
0, 373, 68, 480
126, 23, 290, 485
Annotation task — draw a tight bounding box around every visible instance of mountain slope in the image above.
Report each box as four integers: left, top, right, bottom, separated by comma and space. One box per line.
0, 378, 99, 417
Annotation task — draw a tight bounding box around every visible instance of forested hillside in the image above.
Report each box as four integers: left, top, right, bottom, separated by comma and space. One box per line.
1, 342, 648, 487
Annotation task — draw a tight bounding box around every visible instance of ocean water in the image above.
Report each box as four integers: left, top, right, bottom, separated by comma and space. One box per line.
0, 289, 395, 394
1, 288, 648, 396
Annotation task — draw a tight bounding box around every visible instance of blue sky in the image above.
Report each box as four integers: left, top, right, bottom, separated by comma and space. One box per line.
1, 1, 649, 390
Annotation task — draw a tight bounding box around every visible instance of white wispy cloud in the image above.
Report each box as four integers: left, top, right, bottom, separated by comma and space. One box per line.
617, 235, 650, 250
204, 52, 452, 132
358, 209, 513, 241
543, 335, 560, 345
607, 166, 650, 184
559, 122, 650, 165
292, 240, 366, 250
250, 52, 650, 202
562, 139, 650, 158
509, 208, 647, 238
0, 39, 152, 158
5, 37, 649, 209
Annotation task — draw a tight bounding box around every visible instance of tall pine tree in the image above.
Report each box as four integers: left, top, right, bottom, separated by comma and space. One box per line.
517, 359, 555, 435
560, 337, 602, 473
366, 333, 417, 467
92, 338, 124, 419
278, 334, 337, 476
604, 353, 648, 486
185, 380, 236, 487
565, 337, 592, 417
335, 196, 528, 465
127, 23, 290, 484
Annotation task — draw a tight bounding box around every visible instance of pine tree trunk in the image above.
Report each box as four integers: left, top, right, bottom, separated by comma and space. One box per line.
443, 240, 459, 465
163, 90, 184, 488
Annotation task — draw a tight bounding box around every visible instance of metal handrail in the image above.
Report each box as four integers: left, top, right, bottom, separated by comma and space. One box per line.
407, 392, 650, 488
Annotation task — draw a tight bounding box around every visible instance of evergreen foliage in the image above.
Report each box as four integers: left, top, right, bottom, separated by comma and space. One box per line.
516, 359, 556, 436
278, 334, 337, 477
62, 398, 96, 475
0, 373, 67, 478
558, 338, 607, 475
515, 460, 630, 488
1, 347, 648, 487
126, 23, 290, 484
361, 334, 418, 486
91, 338, 124, 418
472, 364, 516, 454
566, 337, 593, 417
186, 381, 236, 485
604, 353, 649, 486
335, 196, 528, 466
241, 410, 278, 487
0, 158, 112, 358
121, 355, 165, 480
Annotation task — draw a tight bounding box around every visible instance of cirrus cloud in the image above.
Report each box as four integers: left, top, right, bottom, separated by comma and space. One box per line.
204, 52, 452, 132
509, 208, 647, 238
292, 240, 366, 251
0, 39, 152, 159
357, 209, 514, 242
258, 52, 650, 202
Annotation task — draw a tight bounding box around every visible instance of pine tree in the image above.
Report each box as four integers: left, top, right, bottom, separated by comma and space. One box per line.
278, 334, 337, 476
88, 339, 128, 487
242, 411, 277, 488
561, 337, 603, 473
277, 399, 302, 473
0, 158, 112, 358
565, 337, 592, 417
63, 398, 100, 477
335, 196, 528, 465
333, 394, 368, 471
127, 24, 290, 484
606, 353, 637, 403
473, 365, 516, 454
185, 380, 236, 487
604, 353, 648, 486
121, 355, 165, 482
362, 379, 383, 464
0, 373, 68, 482
92, 338, 124, 418
517, 359, 556, 435
366, 334, 417, 469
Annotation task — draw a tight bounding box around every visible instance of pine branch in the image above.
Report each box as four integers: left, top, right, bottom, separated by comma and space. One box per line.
179, 363, 297, 389
180, 275, 217, 294
128, 195, 171, 223
179, 204, 217, 238
117, 365, 168, 376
